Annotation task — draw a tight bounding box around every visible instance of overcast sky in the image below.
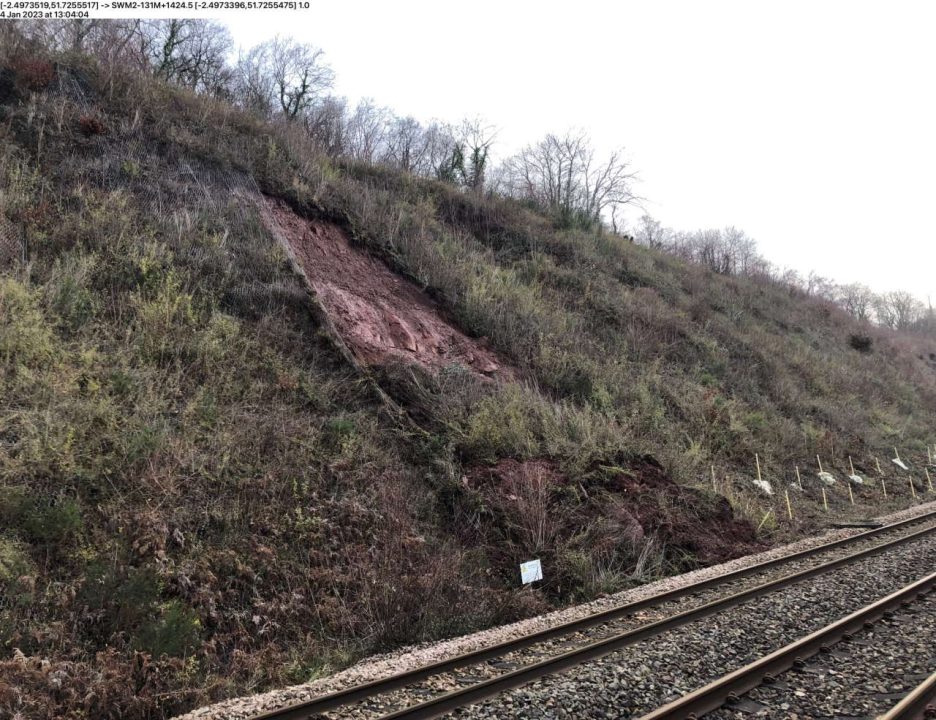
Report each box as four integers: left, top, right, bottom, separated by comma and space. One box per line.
226, 1, 934, 302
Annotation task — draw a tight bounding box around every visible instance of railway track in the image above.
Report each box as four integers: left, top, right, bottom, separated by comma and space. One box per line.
252, 508, 936, 720
879, 671, 936, 720
638, 569, 936, 719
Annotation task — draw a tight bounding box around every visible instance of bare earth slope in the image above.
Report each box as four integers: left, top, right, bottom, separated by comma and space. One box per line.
262, 197, 508, 378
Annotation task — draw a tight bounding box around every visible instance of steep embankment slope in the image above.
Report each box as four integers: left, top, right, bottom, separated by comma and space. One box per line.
1, 55, 935, 720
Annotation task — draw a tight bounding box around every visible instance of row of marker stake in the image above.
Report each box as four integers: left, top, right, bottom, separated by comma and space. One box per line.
710, 445, 936, 523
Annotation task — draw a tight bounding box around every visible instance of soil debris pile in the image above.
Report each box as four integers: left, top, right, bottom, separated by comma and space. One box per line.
598, 456, 766, 564
262, 198, 509, 378
465, 456, 763, 574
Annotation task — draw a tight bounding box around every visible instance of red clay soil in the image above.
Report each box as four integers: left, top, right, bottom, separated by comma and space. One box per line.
467, 456, 764, 567
598, 456, 766, 565
261, 197, 510, 378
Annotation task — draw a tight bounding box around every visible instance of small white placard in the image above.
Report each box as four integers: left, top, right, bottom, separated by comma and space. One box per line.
892, 457, 909, 471
520, 559, 543, 585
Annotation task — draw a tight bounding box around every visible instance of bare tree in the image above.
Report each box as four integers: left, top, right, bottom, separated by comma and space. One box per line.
633, 215, 671, 249
234, 43, 274, 115
304, 95, 349, 156
141, 20, 190, 80
502, 130, 636, 225
458, 117, 496, 193
502, 132, 586, 212
688, 229, 732, 273
382, 115, 462, 178
643, 222, 770, 278
777, 267, 805, 293
915, 302, 936, 337
419, 121, 459, 178
805, 271, 837, 301
42, 19, 104, 53
837, 283, 875, 322
137, 20, 232, 95
384, 115, 426, 173
722, 226, 761, 276
269, 37, 333, 119
580, 146, 638, 221
3, 20, 144, 93
235, 36, 333, 119
91, 20, 144, 71
874, 290, 924, 330
345, 99, 389, 163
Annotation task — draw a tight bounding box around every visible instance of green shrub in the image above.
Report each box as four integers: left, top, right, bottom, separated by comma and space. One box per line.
0, 278, 58, 369
0, 537, 35, 618
48, 253, 98, 333
136, 600, 202, 658
79, 564, 165, 645
849, 334, 873, 352
460, 386, 539, 462
0, 487, 82, 545
131, 270, 197, 364
323, 417, 357, 453
0, 536, 33, 585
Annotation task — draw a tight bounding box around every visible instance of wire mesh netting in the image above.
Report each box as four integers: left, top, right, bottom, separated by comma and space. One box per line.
2, 61, 322, 324
0, 212, 23, 268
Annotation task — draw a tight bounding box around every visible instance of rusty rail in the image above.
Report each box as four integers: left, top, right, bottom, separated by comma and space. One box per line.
878, 670, 936, 720
638, 571, 936, 720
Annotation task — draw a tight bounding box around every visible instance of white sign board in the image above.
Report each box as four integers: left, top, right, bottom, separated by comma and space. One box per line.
892, 457, 909, 471
520, 559, 543, 585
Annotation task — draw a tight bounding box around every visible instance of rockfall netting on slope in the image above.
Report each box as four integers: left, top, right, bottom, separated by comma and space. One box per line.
43, 64, 511, 382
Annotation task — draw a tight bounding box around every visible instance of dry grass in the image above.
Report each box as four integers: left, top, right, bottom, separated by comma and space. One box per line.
1, 50, 935, 720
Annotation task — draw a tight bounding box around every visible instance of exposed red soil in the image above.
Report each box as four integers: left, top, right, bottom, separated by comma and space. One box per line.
261, 198, 510, 378
598, 456, 766, 564
467, 456, 764, 568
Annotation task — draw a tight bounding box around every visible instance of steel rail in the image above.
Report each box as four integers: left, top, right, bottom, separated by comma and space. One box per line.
366, 521, 936, 720
637, 570, 936, 720
878, 670, 936, 720
253, 509, 936, 720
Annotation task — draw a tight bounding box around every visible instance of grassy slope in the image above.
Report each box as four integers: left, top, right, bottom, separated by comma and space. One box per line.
1, 56, 935, 718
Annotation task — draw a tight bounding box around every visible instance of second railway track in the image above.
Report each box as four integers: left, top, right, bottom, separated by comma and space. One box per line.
252, 506, 936, 720
642, 568, 936, 720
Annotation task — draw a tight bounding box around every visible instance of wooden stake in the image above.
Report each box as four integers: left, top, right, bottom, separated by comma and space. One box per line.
795, 465, 803, 490
711, 465, 717, 492
757, 508, 774, 531
926, 468, 934, 493
875, 457, 883, 475
849, 456, 856, 476
847, 482, 855, 505
909, 477, 918, 501
755, 453, 762, 482
882, 477, 888, 499
785, 489, 793, 520
894, 446, 901, 462
822, 487, 829, 512
817, 455, 824, 473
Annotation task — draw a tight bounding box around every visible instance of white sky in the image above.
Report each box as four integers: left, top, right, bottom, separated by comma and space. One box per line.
226, 0, 935, 301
